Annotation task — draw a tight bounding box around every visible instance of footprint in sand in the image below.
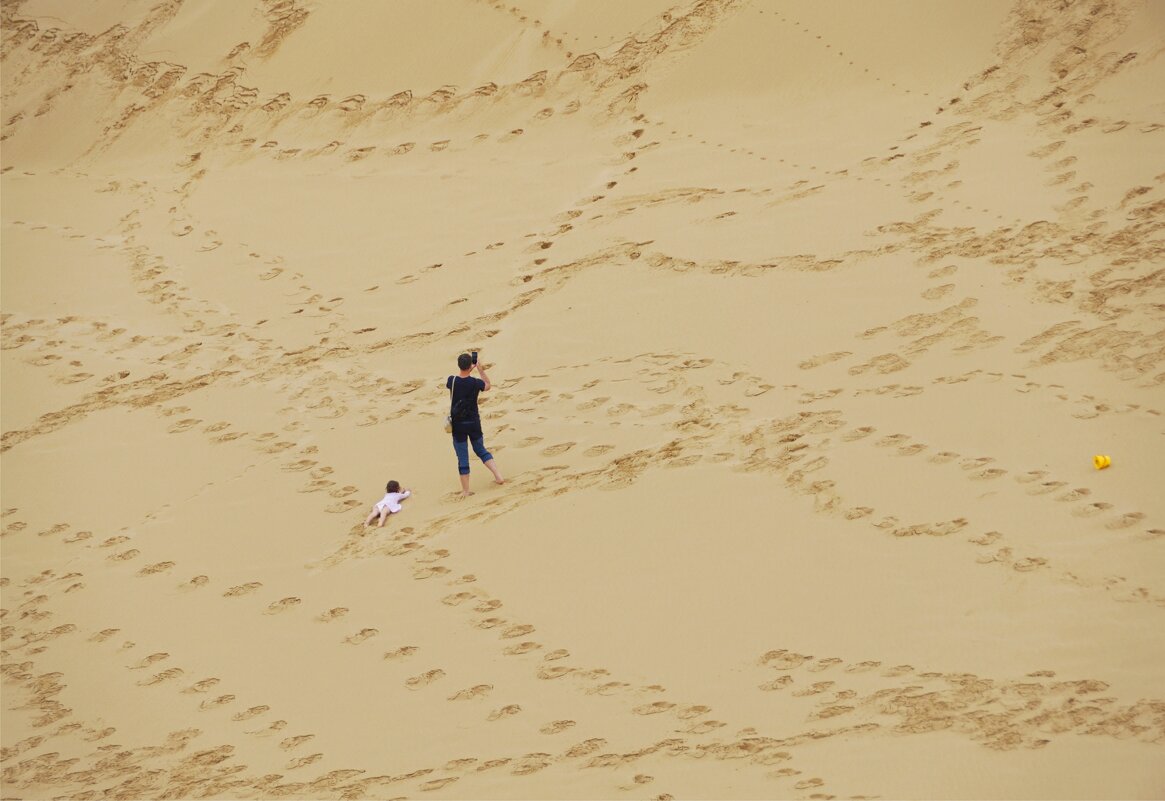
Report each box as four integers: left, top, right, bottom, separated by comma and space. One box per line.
676, 705, 711, 719
383, 646, 418, 660
200, 694, 236, 710
875, 434, 909, 447
223, 582, 262, 597
1015, 470, 1048, 483
182, 678, 221, 694
405, 669, 446, 690
541, 442, 575, 456
540, 720, 576, 734
1027, 480, 1067, 495
279, 734, 314, 751
1107, 512, 1146, 530
474, 599, 502, 612
517, 436, 544, 447
264, 597, 301, 614
842, 427, 875, 442
929, 451, 960, 464
538, 666, 574, 680
971, 468, 1007, 480
633, 701, 675, 715
232, 705, 270, 722
180, 575, 209, 591
504, 641, 542, 656
442, 592, 475, 606
128, 652, 169, 669
63, 531, 92, 544
1056, 487, 1091, 502
413, 566, 451, 580
487, 704, 521, 721
137, 562, 175, 576
759, 676, 794, 691
448, 684, 492, 701
108, 549, 140, 562
344, 628, 378, 645
1073, 502, 1113, 518
584, 444, 615, 457
317, 608, 349, 622
543, 649, 570, 661
285, 753, 322, 770
501, 624, 535, 639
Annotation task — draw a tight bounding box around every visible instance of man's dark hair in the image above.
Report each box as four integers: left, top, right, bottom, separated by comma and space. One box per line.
457, 353, 472, 370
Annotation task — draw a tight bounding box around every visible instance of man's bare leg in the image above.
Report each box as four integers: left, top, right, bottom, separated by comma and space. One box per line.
484, 459, 504, 485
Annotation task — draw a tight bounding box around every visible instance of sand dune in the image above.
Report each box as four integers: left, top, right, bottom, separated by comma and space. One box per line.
2, 0, 1164, 798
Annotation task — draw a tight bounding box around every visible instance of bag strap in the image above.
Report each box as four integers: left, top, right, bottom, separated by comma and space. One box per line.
449, 376, 456, 408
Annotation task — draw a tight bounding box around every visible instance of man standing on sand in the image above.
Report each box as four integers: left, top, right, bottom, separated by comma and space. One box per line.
447, 353, 504, 497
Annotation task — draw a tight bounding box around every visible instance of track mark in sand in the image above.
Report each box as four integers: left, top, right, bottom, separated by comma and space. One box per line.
285, 753, 322, 770
414, 565, 451, 579
503, 641, 541, 655
420, 777, 460, 791
841, 427, 875, 441
108, 548, 140, 562
541, 442, 574, 456
584, 444, 615, 457
316, 607, 348, 622
137, 668, 184, 686
128, 652, 169, 669
264, 597, 301, 614
223, 582, 262, 597
1107, 512, 1146, 530
180, 575, 209, 590
448, 684, 492, 700
633, 701, 675, 715
540, 720, 576, 734
544, 648, 570, 661
137, 561, 175, 576
501, 624, 535, 639
537, 666, 574, 679
798, 351, 851, 369
279, 733, 315, 750
487, 704, 521, 721
405, 669, 446, 690
343, 628, 378, 645
442, 591, 474, 606
759, 676, 793, 691
516, 436, 543, 447
232, 705, 270, 721
199, 694, 236, 710
89, 628, 120, 643
383, 646, 418, 660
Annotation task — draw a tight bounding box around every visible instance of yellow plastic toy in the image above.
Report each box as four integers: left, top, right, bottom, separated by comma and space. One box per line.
1093, 454, 1112, 470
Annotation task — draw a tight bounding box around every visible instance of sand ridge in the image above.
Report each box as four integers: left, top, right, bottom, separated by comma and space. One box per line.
2, 0, 1165, 798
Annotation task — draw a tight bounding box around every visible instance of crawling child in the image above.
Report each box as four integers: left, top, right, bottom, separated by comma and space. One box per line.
364, 480, 411, 527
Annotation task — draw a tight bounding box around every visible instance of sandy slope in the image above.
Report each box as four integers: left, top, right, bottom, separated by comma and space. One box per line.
2, 0, 1164, 799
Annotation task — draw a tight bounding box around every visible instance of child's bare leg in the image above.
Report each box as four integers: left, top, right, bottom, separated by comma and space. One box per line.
364, 507, 379, 527
377, 509, 389, 527
484, 458, 504, 485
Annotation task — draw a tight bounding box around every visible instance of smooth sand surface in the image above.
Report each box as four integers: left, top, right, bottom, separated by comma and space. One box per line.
2, 1, 1164, 799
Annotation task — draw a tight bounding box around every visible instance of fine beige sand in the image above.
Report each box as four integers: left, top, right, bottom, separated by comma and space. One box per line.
2, 1, 1164, 799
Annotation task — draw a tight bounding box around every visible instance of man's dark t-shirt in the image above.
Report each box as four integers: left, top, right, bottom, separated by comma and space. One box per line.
447, 375, 486, 441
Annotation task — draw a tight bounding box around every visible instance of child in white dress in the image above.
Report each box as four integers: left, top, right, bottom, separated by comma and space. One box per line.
364, 480, 411, 527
